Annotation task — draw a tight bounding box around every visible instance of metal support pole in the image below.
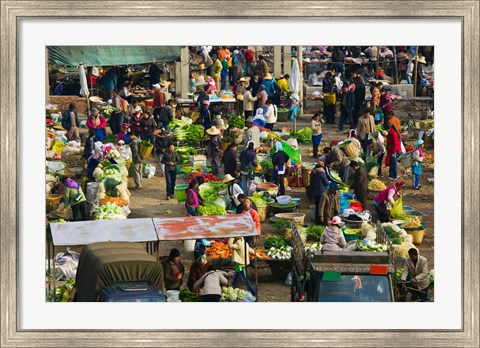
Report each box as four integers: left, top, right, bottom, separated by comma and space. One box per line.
393, 47, 399, 85
273, 46, 281, 78
413, 47, 420, 97
298, 46, 304, 116
283, 46, 291, 76
180, 47, 190, 98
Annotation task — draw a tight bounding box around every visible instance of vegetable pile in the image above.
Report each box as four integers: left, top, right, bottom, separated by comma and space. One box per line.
290, 128, 312, 145
140, 140, 153, 147
269, 201, 297, 208
99, 196, 127, 207
198, 204, 227, 216
199, 182, 227, 204
103, 134, 118, 144
50, 278, 75, 302
267, 246, 292, 260
401, 217, 422, 229
101, 105, 115, 118
368, 179, 386, 191
305, 225, 325, 242
179, 289, 198, 302
228, 114, 245, 129
95, 202, 127, 220
263, 235, 288, 249
206, 241, 232, 258
356, 240, 389, 252
186, 172, 222, 184
176, 146, 197, 164
221, 286, 246, 302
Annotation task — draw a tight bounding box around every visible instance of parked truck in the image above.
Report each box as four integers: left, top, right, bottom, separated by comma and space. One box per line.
290, 222, 397, 302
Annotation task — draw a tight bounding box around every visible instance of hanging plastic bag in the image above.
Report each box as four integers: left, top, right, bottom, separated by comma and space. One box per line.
391, 196, 404, 217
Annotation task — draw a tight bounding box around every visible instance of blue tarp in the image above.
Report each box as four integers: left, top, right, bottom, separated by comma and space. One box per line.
48, 46, 182, 66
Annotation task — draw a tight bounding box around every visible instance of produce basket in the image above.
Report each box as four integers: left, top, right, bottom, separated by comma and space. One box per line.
343, 231, 360, 242
342, 217, 371, 228
339, 140, 358, 159
398, 153, 413, 168
274, 213, 305, 226
276, 195, 292, 205
257, 205, 268, 222
46, 194, 63, 212
276, 108, 289, 122
406, 228, 426, 244
139, 142, 153, 159
61, 151, 85, 168
268, 202, 299, 215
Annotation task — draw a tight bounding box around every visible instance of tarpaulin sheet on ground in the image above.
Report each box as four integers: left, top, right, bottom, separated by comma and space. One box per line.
153, 214, 259, 241
48, 46, 182, 66
74, 242, 165, 302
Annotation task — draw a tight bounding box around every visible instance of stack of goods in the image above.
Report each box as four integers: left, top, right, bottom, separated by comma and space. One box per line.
93, 163, 131, 220
382, 222, 417, 258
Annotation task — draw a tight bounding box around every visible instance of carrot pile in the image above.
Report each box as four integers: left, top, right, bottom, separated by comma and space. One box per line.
100, 196, 128, 207
206, 241, 232, 259
423, 153, 434, 161
206, 241, 270, 259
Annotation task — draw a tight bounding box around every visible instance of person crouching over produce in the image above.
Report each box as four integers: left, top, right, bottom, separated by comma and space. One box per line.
318, 182, 340, 226
399, 248, 429, 302
185, 178, 200, 216
219, 174, 244, 209
367, 137, 386, 177
162, 144, 181, 200
323, 146, 350, 183
373, 180, 405, 222
116, 123, 131, 145
206, 126, 222, 176
128, 133, 142, 190
228, 236, 262, 296
85, 145, 117, 180
349, 161, 369, 210
311, 113, 324, 158
187, 255, 211, 292
242, 198, 261, 247
320, 216, 347, 253
62, 178, 88, 221
411, 139, 425, 190
162, 248, 185, 291
193, 265, 229, 302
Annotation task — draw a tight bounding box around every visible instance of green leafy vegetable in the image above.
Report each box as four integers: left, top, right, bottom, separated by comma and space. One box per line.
198, 204, 228, 216
306, 225, 325, 242
263, 235, 289, 249
228, 114, 245, 129
290, 128, 312, 145
273, 219, 292, 232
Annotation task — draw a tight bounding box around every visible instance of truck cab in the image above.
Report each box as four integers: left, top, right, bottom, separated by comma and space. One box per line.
291, 223, 396, 302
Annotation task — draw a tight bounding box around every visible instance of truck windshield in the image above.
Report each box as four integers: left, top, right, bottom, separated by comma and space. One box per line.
317, 274, 392, 302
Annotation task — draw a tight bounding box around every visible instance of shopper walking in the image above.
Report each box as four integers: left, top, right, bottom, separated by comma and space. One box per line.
128, 132, 142, 190
61, 102, 81, 143
162, 144, 180, 200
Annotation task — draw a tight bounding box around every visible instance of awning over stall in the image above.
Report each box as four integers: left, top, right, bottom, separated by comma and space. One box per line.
48, 46, 182, 66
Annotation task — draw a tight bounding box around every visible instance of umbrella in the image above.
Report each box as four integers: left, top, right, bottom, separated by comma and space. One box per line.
289, 58, 301, 132
79, 63, 89, 97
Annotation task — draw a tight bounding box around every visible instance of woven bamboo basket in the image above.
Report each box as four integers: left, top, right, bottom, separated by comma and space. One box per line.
46, 194, 63, 212
62, 151, 86, 168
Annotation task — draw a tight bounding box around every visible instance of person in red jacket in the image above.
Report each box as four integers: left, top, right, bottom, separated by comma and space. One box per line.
86, 107, 107, 142
385, 124, 402, 180
242, 198, 260, 247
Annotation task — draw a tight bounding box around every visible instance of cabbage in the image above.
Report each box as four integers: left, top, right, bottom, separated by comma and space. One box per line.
213, 197, 228, 210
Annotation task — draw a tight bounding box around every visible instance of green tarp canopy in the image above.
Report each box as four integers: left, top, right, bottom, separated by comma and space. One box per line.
48, 46, 182, 66
74, 242, 165, 302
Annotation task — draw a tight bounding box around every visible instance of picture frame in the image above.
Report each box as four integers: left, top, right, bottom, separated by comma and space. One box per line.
1, 1, 479, 346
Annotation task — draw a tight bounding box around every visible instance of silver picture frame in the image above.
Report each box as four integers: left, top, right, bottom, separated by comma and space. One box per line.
1, 1, 479, 347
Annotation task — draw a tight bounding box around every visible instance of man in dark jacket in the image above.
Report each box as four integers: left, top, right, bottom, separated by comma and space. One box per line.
338, 84, 356, 132
332, 46, 345, 81
61, 102, 81, 142
351, 71, 366, 126
249, 72, 263, 97
221, 143, 238, 177
322, 71, 337, 124
349, 161, 369, 210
